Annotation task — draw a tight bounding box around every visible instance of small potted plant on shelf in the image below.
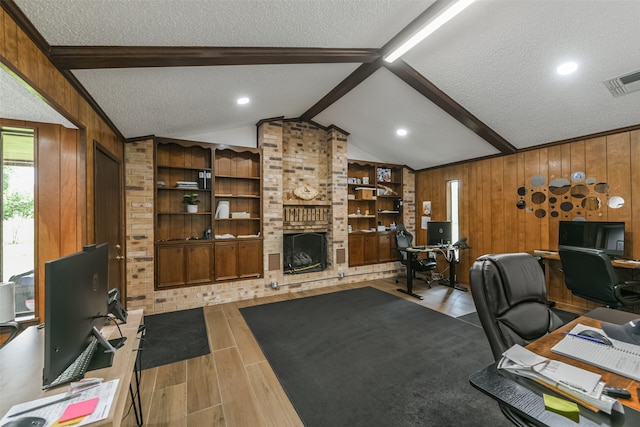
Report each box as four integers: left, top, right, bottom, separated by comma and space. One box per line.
183, 193, 201, 213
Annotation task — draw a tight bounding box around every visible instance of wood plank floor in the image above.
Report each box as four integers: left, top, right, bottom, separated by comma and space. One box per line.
121, 277, 477, 427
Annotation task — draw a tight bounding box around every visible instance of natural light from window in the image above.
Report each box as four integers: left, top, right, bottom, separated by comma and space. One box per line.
1, 127, 35, 318
446, 179, 459, 244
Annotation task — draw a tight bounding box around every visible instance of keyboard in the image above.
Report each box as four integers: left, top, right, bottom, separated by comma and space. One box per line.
44, 336, 98, 389
412, 245, 426, 250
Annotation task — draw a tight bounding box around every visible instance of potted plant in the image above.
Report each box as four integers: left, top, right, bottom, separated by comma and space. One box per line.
183, 193, 201, 213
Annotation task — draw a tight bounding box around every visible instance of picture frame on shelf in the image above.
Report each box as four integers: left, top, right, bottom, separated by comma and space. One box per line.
377, 167, 391, 183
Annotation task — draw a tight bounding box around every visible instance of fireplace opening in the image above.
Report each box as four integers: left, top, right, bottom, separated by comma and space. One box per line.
283, 233, 327, 274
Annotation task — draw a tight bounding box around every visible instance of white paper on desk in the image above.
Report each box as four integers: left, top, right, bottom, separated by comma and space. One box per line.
0, 379, 119, 427
552, 324, 640, 381
499, 345, 623, 414
533, 360, 601, 393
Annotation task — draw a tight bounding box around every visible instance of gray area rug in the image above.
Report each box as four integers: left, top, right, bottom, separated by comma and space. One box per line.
240, 286, 511, 427
140, 307, 210, 370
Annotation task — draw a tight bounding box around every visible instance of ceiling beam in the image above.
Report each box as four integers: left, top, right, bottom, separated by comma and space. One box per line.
299, 59, 384, 121
48, 46, 380, 69
385, 60, 516, 155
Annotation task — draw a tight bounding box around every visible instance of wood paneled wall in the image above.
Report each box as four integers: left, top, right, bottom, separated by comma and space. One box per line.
1, 10, 124, 320
416, 130, 640, 285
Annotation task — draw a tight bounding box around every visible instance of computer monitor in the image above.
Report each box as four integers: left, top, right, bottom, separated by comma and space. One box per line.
43, 243, 110, 388
558, 220, 625, 257
427, 221, 452, 246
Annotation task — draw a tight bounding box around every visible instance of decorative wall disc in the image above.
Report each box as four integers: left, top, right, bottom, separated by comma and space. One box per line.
293, 185, 319, 200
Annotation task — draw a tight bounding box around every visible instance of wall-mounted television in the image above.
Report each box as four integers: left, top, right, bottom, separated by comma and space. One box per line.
558, 220, 625, 257
427, 221, 452, 246
43, 243, 110, 389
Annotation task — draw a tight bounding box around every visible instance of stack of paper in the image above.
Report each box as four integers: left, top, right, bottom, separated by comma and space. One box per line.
499, 344, 623, 414
552, 324, 640, 381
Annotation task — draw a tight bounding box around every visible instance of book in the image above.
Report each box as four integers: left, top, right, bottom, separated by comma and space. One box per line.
551, 324, 640, 381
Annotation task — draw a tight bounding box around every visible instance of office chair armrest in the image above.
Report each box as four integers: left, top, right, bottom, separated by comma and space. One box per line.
616, 280, 640, 289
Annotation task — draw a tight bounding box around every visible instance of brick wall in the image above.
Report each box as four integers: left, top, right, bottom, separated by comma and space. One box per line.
124, 122, 408, 313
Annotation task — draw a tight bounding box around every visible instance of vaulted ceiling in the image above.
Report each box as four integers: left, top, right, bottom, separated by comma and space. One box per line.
2, 0, 640, 170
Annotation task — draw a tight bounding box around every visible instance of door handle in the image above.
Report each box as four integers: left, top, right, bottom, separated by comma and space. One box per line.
116, 255, 125, 261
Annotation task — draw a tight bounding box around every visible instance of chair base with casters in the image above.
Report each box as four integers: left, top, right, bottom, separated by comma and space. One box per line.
395, 255, 436, 287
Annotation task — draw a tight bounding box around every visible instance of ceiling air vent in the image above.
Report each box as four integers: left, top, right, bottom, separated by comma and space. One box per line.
604, 70, 640, 97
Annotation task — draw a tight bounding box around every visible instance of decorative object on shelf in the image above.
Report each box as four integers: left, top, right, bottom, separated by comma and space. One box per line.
215, 201, 230, 218
156, 180, 166, 187
176, 180, 199, 189
183, 193, 201, 213
362, 176, 369, 184
204, 226, 212, 240
376, 184, 397, 196
231, 212, 250, 218
377, 167, 391, 183
293, 184, 319, 201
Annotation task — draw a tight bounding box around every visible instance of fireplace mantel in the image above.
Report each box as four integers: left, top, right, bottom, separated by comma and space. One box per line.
283, 200, 331, 206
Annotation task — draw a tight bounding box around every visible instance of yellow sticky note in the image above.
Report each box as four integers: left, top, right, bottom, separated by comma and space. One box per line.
544, 393, 579, 422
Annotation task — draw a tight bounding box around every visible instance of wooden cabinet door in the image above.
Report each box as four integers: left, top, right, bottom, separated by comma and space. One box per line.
214, 241, 239, 281
156, 245, 185, 288
187, 243, 213, 285
348, 234, 365, 266
238, 240, 262, 278
378, 233, 395, 262
363, 233, 379, 264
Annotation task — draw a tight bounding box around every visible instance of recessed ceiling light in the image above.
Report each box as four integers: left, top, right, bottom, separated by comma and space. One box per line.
396, 129, 408, 136
237, 97, 250, 105
557, 62, 578, 75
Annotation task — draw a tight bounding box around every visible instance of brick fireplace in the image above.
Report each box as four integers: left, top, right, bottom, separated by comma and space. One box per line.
124, 119, 414, 314
283, 232, 327, 274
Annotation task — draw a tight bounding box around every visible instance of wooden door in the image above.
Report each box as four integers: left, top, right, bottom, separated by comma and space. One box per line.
214, 241, 238, 280
363, 233, 379, 264
187, 243, 213, 284
94, 143, 124, 300
348, 234, 365, 266
378, 233, 394, 262
238, 240, 262, 278
156, 245, 185, 288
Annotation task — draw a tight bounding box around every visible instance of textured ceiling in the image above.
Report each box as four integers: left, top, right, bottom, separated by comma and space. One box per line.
0, 69, 75, 129
4, 0, 640, 170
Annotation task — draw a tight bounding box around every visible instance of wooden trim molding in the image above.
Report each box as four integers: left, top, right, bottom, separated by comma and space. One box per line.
385, 60, 517, 155
48, 46, 381, 69
300, 59, 384, 121
1, 0, 49, 54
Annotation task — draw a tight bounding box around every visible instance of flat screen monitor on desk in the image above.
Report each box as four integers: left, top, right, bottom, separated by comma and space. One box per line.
558, 220, 625, 257
43, 243, 110, 389
427, 221, 452, 246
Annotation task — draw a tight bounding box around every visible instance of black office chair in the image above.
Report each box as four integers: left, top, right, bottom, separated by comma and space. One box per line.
395, 224, 436, 286
558, 245, 640, 308
470, 252, 564, 426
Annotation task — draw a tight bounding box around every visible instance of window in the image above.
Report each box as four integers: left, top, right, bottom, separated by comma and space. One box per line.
446, 179, 459, 244
1, 127, 35, 318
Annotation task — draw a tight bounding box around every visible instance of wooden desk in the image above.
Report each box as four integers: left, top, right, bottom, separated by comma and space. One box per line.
398, 246, 467, 299
0, 309, 144, 426
470, 308, 640, 426
533, 251, 640, 312
534, 251, 640, 270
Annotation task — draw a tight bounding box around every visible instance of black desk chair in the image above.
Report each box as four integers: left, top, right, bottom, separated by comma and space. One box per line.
395, 224, 436, 286
558, 245, 640, 308
470, 252, 564, 426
